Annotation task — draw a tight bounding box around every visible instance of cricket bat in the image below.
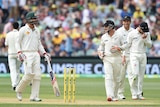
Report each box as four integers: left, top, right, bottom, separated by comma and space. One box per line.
47, 59, 61, 97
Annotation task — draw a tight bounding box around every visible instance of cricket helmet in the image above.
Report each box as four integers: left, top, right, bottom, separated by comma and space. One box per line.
25, 11, 38, 24
103, 20, 115, 32
140, 22, 149, 32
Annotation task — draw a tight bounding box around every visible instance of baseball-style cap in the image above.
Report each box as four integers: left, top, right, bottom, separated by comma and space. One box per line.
123, 16, 131, 21
140, 22, 149, 32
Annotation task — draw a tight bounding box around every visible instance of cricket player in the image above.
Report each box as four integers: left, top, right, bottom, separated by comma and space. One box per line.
5, 22, 21, 91
112, 22, 152, 100
97, 20, 124, 101
15, 11, 50, 101
116, 16, 134, 100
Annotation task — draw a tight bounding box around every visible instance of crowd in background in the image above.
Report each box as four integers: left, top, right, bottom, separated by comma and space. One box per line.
0, 0, 160, 57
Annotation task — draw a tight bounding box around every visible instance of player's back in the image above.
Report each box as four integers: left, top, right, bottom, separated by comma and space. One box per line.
5, 29, 19, 54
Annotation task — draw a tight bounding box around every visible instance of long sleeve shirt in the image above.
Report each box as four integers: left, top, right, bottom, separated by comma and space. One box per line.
16, 24, 45, 54
5, 29, 19, 55
120, 29, 152, 53
116, 26, 134, 56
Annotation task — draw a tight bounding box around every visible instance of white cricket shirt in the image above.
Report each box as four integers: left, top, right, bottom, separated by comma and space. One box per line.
98, 31, 124, 57
116, 26, 134, 56
121, 29, 152, 53
5, 29, 19, 55
16, 24, 45, 54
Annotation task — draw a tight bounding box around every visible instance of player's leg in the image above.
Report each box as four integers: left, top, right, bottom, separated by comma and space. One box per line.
8, 56, 18, 90
16, 58, 35, 101
15, 59, 22, 87
118, 62, 127, 99
137, 54, 146, 100
129, 53, 139, 99
113, 60, 121, 101
30, 53, 42, 101
103, 61, 114, 101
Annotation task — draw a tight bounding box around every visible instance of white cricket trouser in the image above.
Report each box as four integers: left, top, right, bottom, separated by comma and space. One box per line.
129, 53, 146, 96
16, 52, 41, 99
118, 55, 131, 96
103, 56, 121, 99
8, 55, 21, 87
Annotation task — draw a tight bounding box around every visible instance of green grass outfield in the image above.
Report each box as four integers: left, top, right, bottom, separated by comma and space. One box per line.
0, 76, 160, 107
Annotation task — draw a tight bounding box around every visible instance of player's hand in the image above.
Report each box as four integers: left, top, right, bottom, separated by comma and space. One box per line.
43, 52, 51, 62
142, 33, 147, 39
110, 45, 121, 53
17, 51, 26, 61
97, 51, 105, 59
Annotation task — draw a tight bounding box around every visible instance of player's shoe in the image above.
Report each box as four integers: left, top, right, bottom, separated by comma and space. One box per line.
107, 97, 118, 102
107, 97, 112, 101
30, 98, 42, 102
16, 92, 22, 101
12, 86, 16, 91
132, 95, 138, 100
118, 94, 126, 100
138, 95, 145, 100
112, 98, 118, 101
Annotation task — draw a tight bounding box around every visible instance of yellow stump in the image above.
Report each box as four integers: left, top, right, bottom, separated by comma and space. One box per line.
64, 67, 76, 103
72, 68, 76, 102
64, 68, 67, 102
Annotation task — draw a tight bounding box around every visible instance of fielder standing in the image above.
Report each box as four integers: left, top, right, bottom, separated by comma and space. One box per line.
112, 22, 152, 100
116, 16, 134, 100
15, 11, 50, 101
5, 22, 21, 91
97, 20, 123, 101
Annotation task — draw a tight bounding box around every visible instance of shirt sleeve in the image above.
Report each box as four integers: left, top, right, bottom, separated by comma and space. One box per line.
15, 29, 23, 52
143, 33, 152, 48
120, 32, 132, 50
97, 36, 105, 52
5, 34, 8, 46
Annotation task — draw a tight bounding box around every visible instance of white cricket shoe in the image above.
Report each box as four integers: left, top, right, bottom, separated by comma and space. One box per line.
107, 97, 118, 102
118, 94, 126, 100
16, 92, 22, 101
132, 95, 138, 100
30, 97, 42, 102
138, 95, 145, 100
112, 98, 118, 101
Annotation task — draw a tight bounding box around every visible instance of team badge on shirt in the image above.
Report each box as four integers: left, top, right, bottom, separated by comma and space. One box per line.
26, 31, 30, 35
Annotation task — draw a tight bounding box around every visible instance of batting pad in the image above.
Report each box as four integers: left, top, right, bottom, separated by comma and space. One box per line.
16, 73, 35, 92
30, 79, 40, 99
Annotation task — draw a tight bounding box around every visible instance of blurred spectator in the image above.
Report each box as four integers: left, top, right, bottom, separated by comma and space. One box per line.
3, 18, 14, 34
1, 0, 10, 23
0, 0, 160, 57
148, 45, 159, 57
133, 6, 145, 19
9, 0, 19, 20
65, 30, 73, 57
52, 30, 62, 46
150, 29, 158, 41
0, 7, 3, 23
120, 6, 132, 19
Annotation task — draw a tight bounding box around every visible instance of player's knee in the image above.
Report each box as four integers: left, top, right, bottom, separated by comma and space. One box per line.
23, 73, 35, 81
33, 73, 41, 80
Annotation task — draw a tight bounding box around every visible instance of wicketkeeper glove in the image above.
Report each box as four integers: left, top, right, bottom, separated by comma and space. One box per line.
17, 51, 26, 61
43, 52, 51, 61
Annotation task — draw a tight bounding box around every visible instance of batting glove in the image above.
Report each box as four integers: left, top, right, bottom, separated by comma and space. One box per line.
17, 51, 26, 61
43, 52, 51, 61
